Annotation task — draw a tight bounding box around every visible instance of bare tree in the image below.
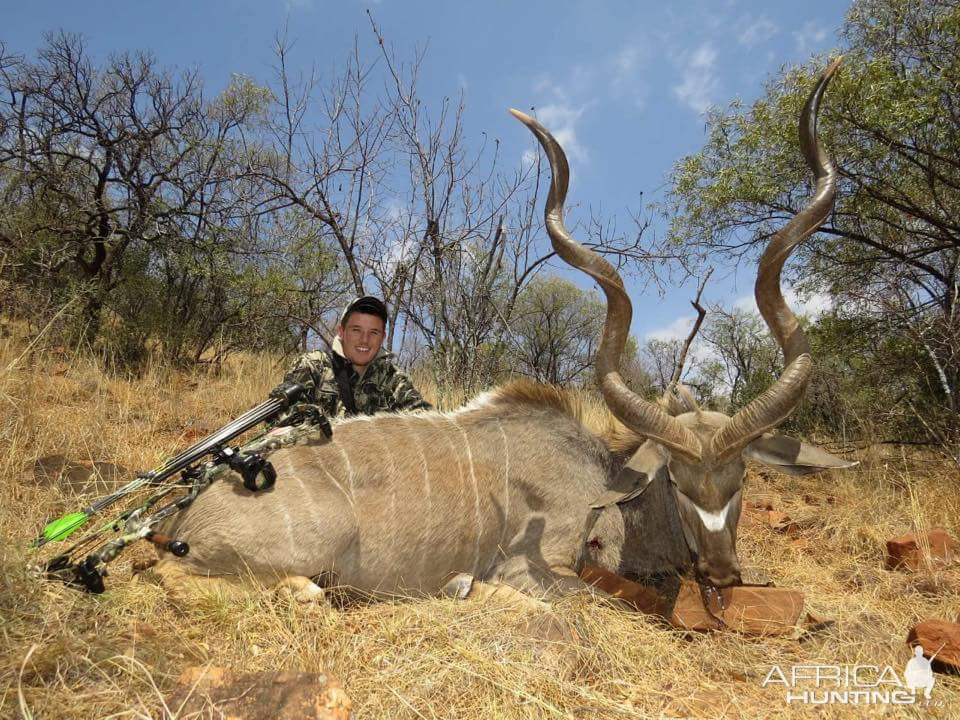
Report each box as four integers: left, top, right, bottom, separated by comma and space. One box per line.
0, 33, 277, 359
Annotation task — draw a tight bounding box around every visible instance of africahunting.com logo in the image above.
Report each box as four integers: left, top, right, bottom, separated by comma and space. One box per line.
761, 644, 946, 707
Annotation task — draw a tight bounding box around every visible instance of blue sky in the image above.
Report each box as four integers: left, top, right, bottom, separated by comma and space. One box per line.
3, 0, 848, 343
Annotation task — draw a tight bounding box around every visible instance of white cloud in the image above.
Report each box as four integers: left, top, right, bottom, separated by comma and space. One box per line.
793, 21, 829, 55
672, 43, 719, 114
738, 17, 778, 47
646, 315, 695, 343
734, 288, 833, 318
644, 314, 717, 381
531, 102, 588, 164
610, 43, 650, 110
616, 45, 642, 77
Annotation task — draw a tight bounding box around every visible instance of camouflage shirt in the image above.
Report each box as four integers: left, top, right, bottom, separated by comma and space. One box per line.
283, 337, 431, 419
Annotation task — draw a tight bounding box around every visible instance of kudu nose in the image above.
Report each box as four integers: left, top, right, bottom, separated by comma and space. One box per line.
697, 559, 742, 588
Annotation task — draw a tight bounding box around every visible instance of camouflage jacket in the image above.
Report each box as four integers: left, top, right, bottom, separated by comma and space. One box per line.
283, 337, 431, 419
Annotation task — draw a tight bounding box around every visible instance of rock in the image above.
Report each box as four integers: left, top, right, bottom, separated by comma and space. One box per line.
168, 666, 351, 720
907, 620, 960, 673
670, 580, 804, 636
789, 537, 811, 552
180, 426, 213, 443
515, 611, 583, 677
580, 565, 803, 636
579, 564, 672, 615
765, 510, 801, 536
885, 529, 958, 571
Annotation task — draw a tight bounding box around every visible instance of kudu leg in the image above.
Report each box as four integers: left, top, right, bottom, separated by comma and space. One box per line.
149, 558, 249, 604
441, 557, 593, 608
440, 572, 547, 610
494, 557, 593, 601
150, 558, 327, 607
273, 574, 329, 605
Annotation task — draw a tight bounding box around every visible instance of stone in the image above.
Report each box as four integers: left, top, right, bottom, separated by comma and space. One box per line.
180, 426, 213, 443
670, 580, 804, 636
579, 564, 672, 615
515, 611, 583, 677
907, 620, 960, 673
765, 510, 801, 536
885, 529, 959, 571
579, 565, 804, 636
167, 666, 351, 720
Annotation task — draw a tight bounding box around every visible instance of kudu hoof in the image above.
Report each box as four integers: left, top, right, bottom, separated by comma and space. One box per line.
271, 576, 331, 609
439, 572, 475, 600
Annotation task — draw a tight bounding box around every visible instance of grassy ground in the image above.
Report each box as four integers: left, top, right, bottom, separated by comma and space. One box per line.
1, 330, 958, 719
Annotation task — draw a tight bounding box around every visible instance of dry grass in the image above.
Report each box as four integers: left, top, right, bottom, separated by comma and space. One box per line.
1, 329, 959, 719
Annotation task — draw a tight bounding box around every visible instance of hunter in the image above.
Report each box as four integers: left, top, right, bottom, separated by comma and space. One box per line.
280, 295, 432, 418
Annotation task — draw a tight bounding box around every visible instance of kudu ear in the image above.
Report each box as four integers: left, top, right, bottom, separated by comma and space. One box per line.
590, 446, 658, 508
743, 433, 858, 476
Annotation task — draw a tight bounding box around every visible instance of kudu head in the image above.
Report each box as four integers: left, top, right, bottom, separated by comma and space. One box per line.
512, 58, 854, 589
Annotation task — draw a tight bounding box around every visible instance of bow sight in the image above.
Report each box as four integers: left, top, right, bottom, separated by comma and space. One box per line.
33, 381, 328, 593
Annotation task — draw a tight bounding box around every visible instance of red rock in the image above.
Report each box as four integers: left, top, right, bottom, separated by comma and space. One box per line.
670, 580, 804, 636
180, 426, 212, 443
907, 620, 960, 672
579, 565, 803, 636
885, 529, 958, 571
766, 510, 801, 537
168, 666, 351, 719
789, 538, 811, 552
579, 564, 671, 615
515, 612, 583, 678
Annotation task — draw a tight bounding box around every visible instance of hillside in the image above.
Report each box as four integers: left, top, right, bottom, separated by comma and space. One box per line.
1, 333, 958, 719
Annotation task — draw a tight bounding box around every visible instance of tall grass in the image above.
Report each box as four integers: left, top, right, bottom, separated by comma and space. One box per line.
1, 329, 958, 718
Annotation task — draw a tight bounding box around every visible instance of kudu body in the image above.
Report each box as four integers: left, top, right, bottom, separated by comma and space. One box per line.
155, 61, 854, 604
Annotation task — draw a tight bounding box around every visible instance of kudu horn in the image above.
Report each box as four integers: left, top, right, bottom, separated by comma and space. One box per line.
711, 57, 843, 461
510, 108, 703, 460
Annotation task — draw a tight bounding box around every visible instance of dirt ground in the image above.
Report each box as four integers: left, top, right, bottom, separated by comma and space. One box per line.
2, 336, 958, 719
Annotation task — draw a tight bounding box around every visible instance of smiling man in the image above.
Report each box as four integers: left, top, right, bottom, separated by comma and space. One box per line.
281, 296, 432, 419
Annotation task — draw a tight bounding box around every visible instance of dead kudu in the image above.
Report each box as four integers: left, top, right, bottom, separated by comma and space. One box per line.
154, 61, 854, 609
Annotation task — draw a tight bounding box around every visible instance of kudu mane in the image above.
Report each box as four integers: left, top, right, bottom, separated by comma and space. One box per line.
467, 378, 647, 459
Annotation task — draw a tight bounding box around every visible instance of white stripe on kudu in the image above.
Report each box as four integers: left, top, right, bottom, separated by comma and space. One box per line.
451, 417, 482, 574
693, 496, 738, 532
496, 418, 510, 549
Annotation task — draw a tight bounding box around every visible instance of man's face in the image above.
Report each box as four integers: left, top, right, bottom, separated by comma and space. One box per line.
337, 312, 385, 370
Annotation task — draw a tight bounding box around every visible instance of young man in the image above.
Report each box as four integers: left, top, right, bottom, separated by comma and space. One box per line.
281, 296, 431, 419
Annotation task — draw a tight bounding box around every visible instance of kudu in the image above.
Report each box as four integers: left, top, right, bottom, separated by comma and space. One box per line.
154, 60, 854, 606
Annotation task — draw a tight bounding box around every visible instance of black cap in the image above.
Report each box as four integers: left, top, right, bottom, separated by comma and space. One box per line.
339, 295, 388, 326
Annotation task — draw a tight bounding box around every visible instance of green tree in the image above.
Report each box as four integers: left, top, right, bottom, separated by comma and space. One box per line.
664, 0, 959, 447
504, 275, 650, 390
